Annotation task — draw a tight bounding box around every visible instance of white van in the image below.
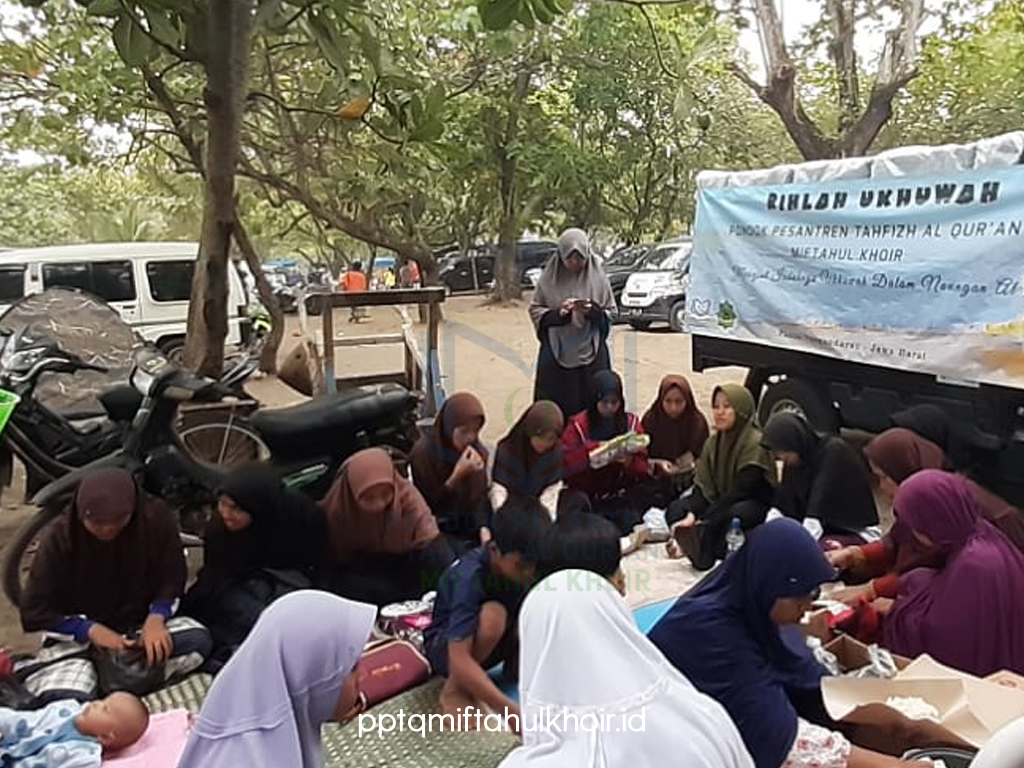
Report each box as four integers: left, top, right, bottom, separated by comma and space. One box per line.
0, 242, 249, 362
619, 238, 692, 332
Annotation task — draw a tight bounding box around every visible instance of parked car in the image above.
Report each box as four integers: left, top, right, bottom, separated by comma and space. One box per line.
440, 253, 496, 294
619, 238, 691, 332
0, 242, 249, 363
515, 240, 558, 275
603, 244, 653, 316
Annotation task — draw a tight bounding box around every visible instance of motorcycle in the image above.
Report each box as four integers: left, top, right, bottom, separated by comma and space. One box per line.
0, 289, 259, 499
2, 343, 421, 607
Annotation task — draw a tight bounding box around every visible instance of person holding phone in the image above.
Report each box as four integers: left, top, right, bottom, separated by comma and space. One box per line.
529, 228, 617, 421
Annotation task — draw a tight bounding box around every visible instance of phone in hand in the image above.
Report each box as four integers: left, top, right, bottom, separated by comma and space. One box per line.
572, 299, 593, 311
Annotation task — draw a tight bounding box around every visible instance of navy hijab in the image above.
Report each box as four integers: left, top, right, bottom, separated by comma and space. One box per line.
648, 519, 836, 768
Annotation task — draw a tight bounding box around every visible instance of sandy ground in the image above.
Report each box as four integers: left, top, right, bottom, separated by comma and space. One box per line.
0, 293, 741, 651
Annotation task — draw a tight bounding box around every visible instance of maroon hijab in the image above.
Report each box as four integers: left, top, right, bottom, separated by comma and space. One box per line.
641, 375, 709, 462
20, 468, 186, 634
863, 428, 946, 483
883, 470, 1024, 676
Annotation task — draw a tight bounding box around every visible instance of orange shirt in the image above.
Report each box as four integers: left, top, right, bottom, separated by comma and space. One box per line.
342, 271, 367, 292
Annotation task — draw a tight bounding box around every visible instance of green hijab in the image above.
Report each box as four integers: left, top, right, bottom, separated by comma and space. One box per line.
694, 383, 776, 500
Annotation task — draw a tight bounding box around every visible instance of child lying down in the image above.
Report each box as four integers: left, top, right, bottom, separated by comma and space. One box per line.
0, 691, 149, 768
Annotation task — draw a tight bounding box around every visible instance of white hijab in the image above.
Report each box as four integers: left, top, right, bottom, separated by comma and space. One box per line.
528, 229, 616, 369
177, 590, 376, 768
500, 569, 755, 768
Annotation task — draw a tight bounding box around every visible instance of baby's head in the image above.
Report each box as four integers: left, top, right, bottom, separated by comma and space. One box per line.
75, 691, 150, 752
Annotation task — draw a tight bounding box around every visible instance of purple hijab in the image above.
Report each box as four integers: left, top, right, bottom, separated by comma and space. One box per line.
884, 470, 1024, 676
177, 590, 376, 768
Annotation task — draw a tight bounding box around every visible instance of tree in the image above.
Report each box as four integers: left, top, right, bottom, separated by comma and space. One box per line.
183, 0, 256, 375
730, 0, 926, 159
879, 0, 1024, 148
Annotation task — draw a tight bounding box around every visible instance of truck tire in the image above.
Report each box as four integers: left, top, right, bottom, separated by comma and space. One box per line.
758, 378, 840, 433
669, 301, 687, 332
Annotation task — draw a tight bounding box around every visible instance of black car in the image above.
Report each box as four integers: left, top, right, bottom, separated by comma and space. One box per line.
515, 240, 558, 273
439, 254, 496, 294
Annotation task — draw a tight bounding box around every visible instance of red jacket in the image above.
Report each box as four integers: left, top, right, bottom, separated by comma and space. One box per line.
562, 411, 649, 498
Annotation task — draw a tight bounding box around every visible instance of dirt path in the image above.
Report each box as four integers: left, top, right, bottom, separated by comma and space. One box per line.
0, 294, 743, 651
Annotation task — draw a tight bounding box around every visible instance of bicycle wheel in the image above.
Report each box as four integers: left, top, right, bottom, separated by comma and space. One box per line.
3, 504, 61, 607
177, 413, 270, 467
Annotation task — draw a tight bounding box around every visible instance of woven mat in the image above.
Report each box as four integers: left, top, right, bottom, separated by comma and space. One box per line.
144, 675, 517, 768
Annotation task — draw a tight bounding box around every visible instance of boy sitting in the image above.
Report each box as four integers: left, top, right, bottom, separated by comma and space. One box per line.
1, 691, 149, 767
539, 510, 627, 595
424, 496, 552, 727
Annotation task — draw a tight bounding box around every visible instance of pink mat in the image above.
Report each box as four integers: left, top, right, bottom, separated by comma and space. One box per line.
102, 709, 190, 768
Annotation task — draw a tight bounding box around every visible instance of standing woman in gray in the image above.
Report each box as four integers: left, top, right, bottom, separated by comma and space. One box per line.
529, 229, 616, 420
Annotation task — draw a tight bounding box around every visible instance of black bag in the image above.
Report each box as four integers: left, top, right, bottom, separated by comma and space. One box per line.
91, 647, 164, 697
0, 674, 41, 710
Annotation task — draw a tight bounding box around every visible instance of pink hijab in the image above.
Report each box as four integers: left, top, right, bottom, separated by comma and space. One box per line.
883, 470, 1024, 676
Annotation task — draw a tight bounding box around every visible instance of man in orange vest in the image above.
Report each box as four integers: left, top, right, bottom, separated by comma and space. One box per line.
340, 261, 368, 322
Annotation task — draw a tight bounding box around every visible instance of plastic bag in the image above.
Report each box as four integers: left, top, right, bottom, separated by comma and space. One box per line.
643, 507, 671, 542
807, 637, 840, 676
854, 644, 900, 679
91, 647, 164, 697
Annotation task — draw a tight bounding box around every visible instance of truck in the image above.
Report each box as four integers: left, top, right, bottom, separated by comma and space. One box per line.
686, 131, 1024, 505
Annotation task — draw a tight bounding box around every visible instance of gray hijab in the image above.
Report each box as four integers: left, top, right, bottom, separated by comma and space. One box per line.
528, 228, 616, 369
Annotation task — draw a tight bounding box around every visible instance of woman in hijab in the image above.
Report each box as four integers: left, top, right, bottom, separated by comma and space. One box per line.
665, 384, 775, 571
499, 569, 755, 768
641, 374, 710, 504
181, 465, 329, 668
562, 371, 656, 534
889, 403, 970, 470
828, 428, 1024, 608
410, 392, 493, 554
491, 400, 565, 519
320, 447, 454, 606
19, 467, 212, 701
529, 228, 616, 420
762, 413, 880, 548
882, 470, 1024, 676
649, 519, 931, 768
177, 590, 376, 768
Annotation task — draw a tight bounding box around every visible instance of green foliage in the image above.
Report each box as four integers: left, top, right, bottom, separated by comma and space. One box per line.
2, 0, 1021, 267
880, 0, 1024, 148
477, 0, 572, 30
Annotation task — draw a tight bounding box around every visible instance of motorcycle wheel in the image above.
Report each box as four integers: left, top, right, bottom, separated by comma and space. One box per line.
177, 414, 270, 467
2, 503, 61, 608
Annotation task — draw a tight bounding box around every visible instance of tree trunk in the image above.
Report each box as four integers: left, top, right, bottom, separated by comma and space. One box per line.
184, 0, 255, 377
233, 213, 284, 373
493, 69, 532, 302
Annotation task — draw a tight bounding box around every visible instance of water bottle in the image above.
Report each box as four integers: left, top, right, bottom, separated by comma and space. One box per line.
725, 517, 745, 554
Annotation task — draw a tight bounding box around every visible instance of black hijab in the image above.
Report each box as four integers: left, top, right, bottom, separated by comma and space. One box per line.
762, 413, 878, 534
587, 371, 628, 441
205, 465, 328, 577
20, 468, 186, 634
